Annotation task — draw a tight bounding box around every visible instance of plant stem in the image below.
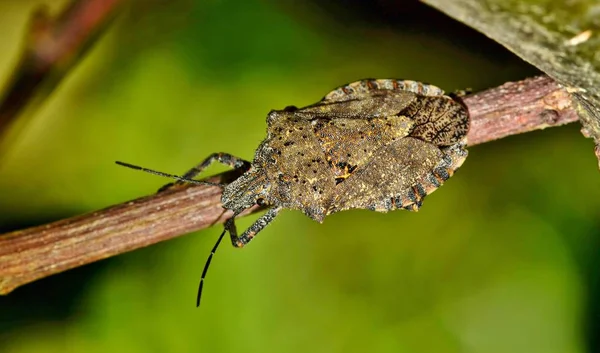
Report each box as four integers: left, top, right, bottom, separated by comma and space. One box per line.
0, 75, 580, 295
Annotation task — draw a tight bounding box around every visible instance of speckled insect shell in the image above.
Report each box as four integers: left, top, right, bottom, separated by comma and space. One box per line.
115, 78, 470, 305
222, 79, 469, 225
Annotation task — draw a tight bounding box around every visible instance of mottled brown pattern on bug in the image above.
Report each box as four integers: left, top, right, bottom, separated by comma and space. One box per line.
170, 79, 469, 250
221, 79, 470, 225
118, 79, 471, 307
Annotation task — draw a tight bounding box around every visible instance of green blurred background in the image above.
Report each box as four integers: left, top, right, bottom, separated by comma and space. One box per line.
0, 1, 598, 352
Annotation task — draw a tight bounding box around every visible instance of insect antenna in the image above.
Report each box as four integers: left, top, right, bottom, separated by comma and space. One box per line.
115, 161, 223, 187
197, 227, 227, 307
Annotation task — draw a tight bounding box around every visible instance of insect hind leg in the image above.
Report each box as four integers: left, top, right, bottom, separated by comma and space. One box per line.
226, 207, 282, 248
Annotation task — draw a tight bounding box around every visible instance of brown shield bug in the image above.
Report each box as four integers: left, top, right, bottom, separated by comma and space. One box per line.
117, 78, 470, 306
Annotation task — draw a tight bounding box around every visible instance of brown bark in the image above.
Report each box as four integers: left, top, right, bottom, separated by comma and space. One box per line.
0, 75, 581, 295
463, 76, 578, 146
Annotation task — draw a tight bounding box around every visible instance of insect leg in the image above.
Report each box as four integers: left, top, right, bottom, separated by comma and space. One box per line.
226, 206, 282, 248
182, 152, 251, 179
195, 207, 281, 306
160, 153, 251, 191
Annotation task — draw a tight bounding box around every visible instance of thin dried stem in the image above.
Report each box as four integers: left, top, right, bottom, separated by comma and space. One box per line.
0, 75, 581, 295
463, 75, 578, 146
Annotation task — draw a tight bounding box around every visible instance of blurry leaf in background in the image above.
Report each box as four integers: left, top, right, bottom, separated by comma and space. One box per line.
0, 0, 121, 156
423, 0, 600, 166
0, 0, 597, 353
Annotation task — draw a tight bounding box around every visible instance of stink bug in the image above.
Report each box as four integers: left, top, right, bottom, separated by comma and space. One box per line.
117, 79, 470, 306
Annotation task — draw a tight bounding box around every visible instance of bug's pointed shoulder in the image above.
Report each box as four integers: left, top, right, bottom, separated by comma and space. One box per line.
321, 79, 446, 102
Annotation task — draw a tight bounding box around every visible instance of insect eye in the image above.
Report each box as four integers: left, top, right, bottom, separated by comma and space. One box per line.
283, 105, 298, 112
256, 198, 266, 206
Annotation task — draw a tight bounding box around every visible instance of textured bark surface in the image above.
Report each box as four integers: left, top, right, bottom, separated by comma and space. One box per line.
0, 75, 579, 295
464, 76, 577, 145
422, 0, 600, 167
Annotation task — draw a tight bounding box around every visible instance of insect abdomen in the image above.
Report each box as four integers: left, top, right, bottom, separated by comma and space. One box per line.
323, 79, 445, 102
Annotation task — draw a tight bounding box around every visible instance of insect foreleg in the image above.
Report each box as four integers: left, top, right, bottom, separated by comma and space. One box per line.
182, 152, 251, 179
160, 153, 251, 191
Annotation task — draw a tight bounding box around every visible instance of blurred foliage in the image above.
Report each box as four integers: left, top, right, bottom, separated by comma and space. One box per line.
0, 0, 597, 352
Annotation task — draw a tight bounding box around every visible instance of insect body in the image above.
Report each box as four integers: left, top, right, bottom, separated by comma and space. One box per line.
117, 78, 470, 306
218, 79, 469, 245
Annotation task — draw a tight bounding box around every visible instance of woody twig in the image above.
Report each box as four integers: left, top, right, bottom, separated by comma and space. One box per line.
0, 75, 581, 295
